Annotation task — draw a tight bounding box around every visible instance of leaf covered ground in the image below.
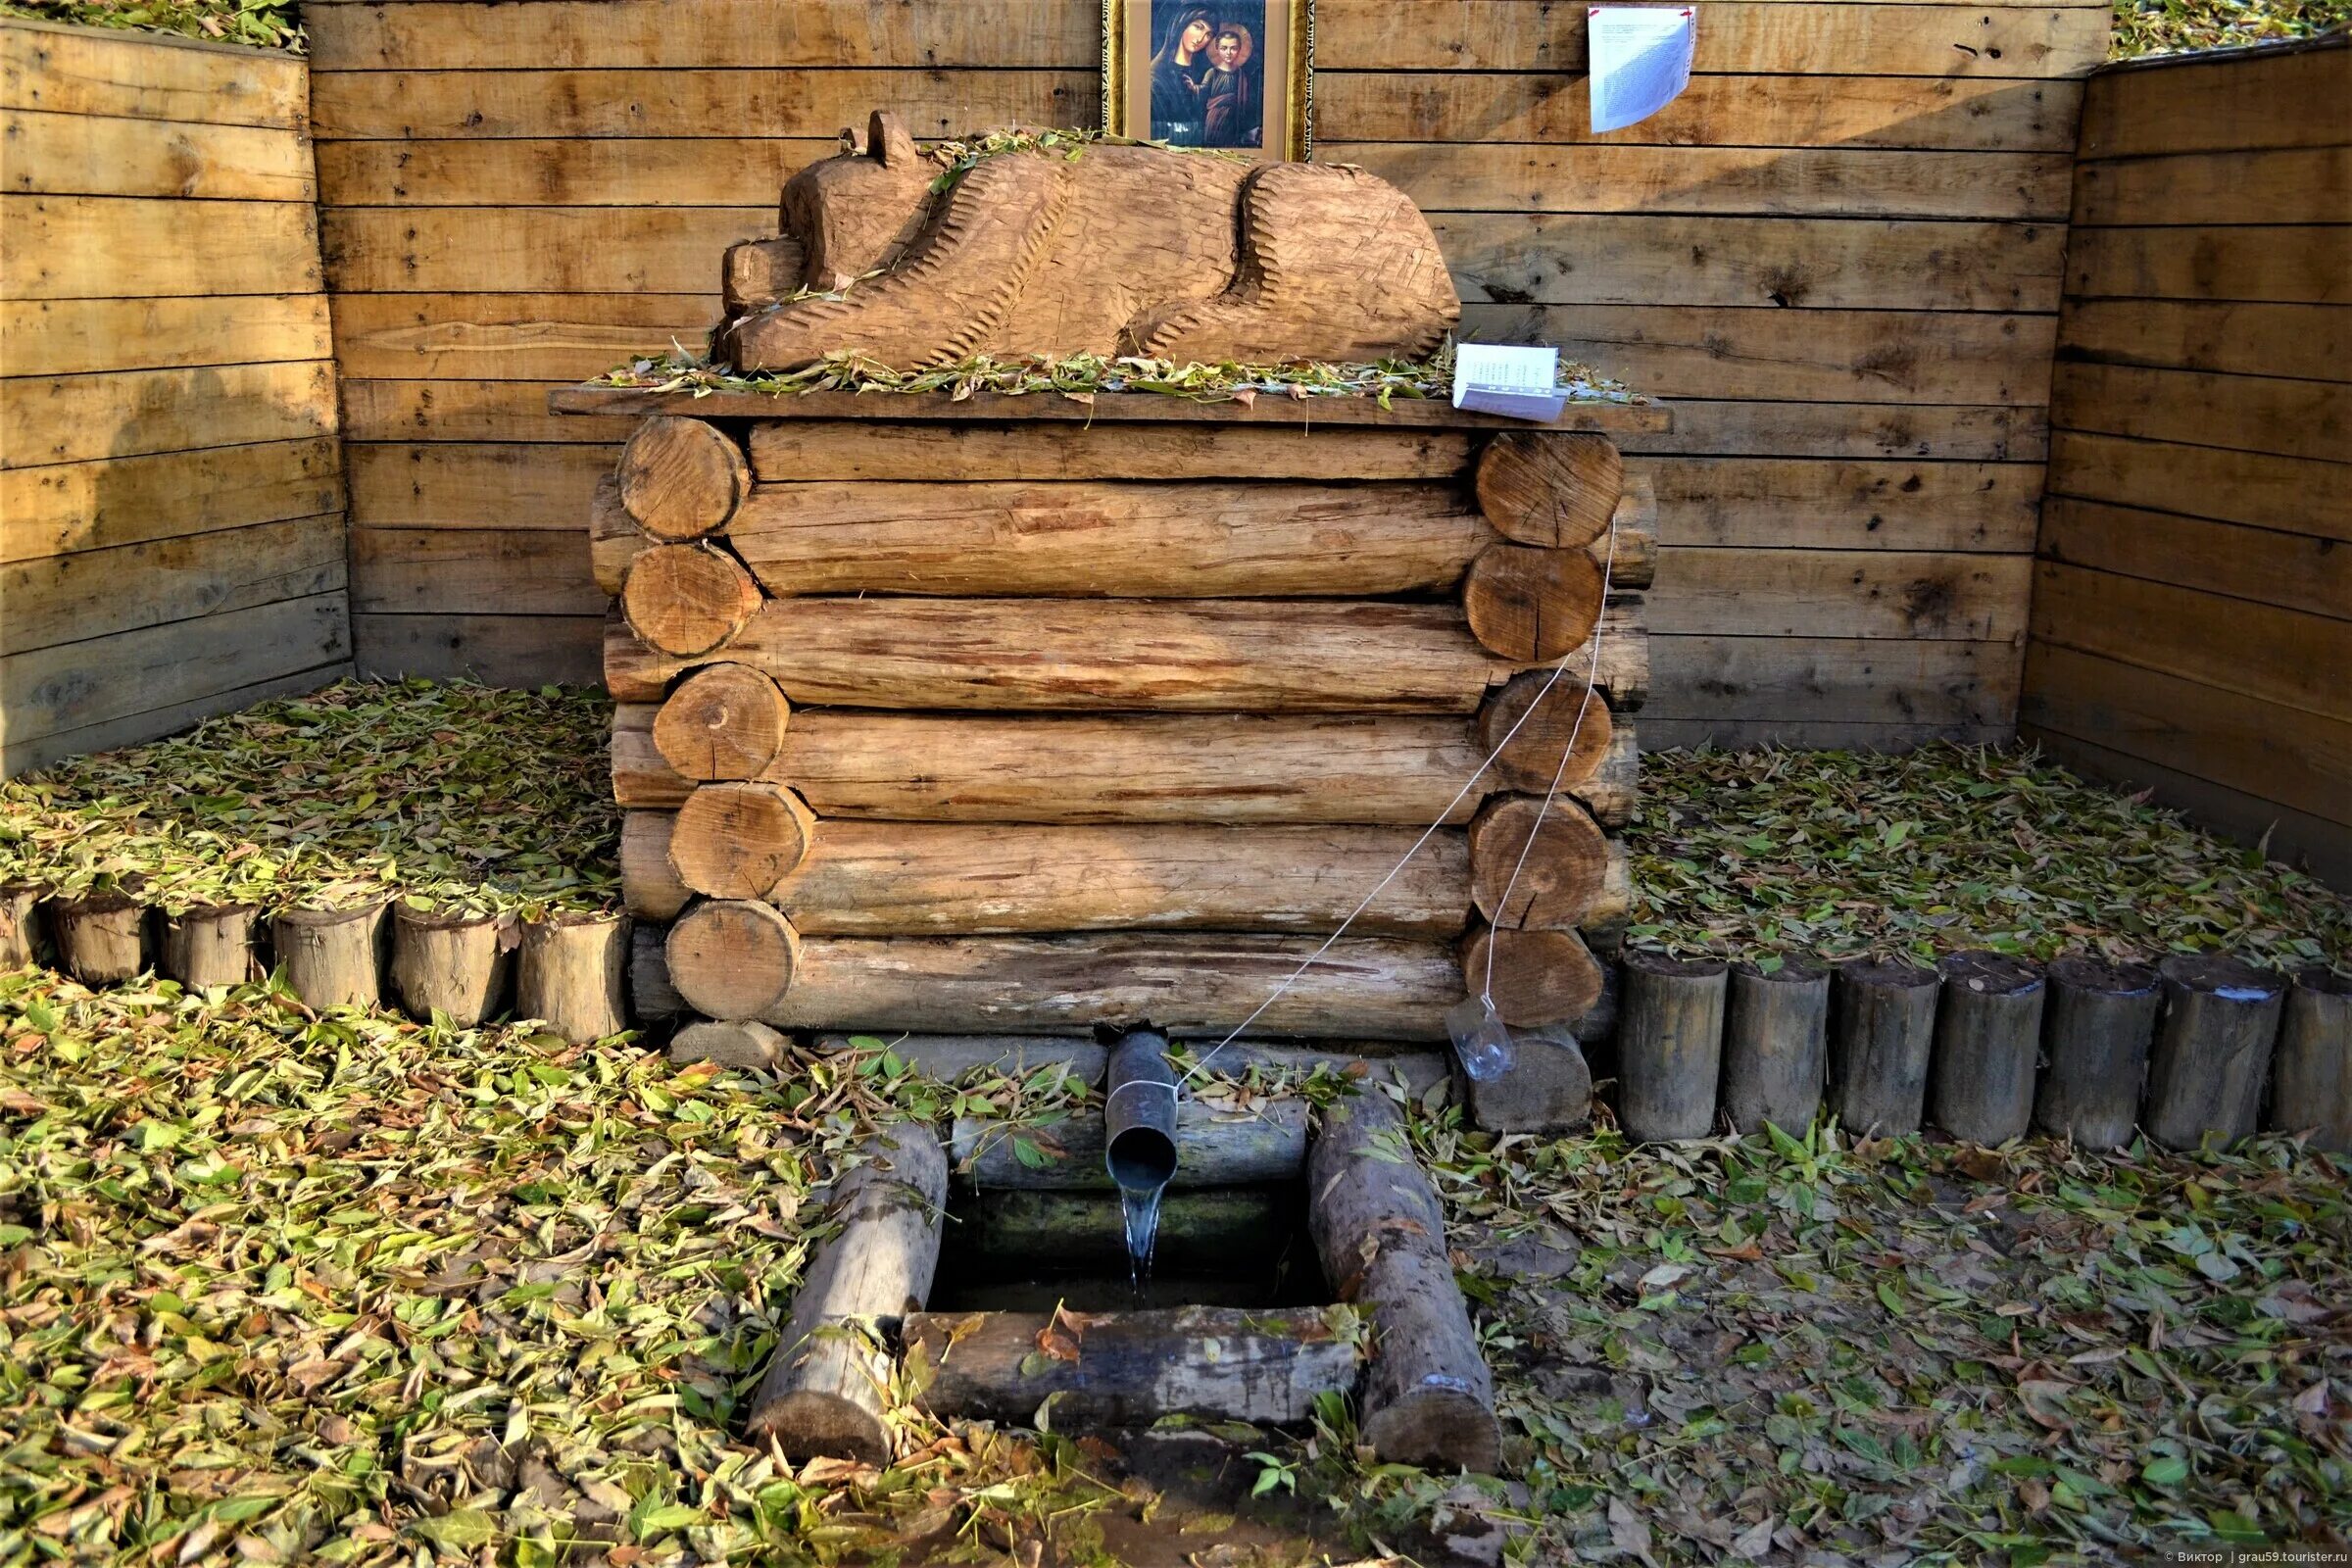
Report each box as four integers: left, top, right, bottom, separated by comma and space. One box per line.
0, 972, 2345, 1567
2111, 0, 2350, 55
0, 0, 298, 50
0, 681, 617, 917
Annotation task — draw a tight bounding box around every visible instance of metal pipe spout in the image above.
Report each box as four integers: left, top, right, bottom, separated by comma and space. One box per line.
1102, 1024, 1178, 1193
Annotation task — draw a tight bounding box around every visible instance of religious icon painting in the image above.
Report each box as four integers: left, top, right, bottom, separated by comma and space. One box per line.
1103, 0, 1310, 159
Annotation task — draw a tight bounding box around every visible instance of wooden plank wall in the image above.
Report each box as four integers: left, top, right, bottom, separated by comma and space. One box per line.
305, 0, 2106, 745
0, 20, 351, 774
2020, 36, 2351, 885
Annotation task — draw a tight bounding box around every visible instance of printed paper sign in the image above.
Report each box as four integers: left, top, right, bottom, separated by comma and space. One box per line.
1452, 343, 1566, 422
1590, 6, 1696, 134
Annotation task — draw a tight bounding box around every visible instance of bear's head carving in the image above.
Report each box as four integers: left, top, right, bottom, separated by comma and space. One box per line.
781, 110, 937, 292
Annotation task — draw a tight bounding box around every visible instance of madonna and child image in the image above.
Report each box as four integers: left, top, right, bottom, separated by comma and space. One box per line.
1148, 4, 1268, 147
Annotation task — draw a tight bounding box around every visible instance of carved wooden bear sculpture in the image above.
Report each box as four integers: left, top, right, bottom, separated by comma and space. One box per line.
722, 112, 1461, 371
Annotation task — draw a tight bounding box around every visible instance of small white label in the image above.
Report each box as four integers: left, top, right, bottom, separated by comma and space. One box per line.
1451, 343, 1566, 422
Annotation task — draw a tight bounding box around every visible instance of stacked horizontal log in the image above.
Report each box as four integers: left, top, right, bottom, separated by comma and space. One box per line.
589, 400, 1653, 1054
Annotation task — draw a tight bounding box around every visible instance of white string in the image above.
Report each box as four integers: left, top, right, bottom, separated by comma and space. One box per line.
1171, 503, 1623, 1095
1481, 520, 1618, 1004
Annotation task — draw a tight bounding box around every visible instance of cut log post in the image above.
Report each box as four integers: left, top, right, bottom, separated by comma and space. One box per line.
1460, 924, 1603, 1028
1721, 957, 1831, 1137
603, 598, 1649, 712
950, 1097, 1309, 1190
51, 892, 150, 984
620, 543, 763, 658
666, 899, 802, 1020
670, 1017, 788, 1069
1462, 543, 1605, 662
614, 703, 1638, 827
904, 1305, 1361, 1429
1475, 431, 1624, 549
1928, 952, 2046, 1146
667, 782, 816, 900
2145, 954, 2286, 1150
2269, 967, 2352, 1152
653, 662, 790, 781
944, 1187, 1293, 1275
271, 901, 387, 1009
1617, 951, 1728, 1142
590, 474, 647, 596
617, 416, 751, 542
518, 911, 631, 1043
389, 904, 515, 1025
159, 904, 263, 989
620, 811, 691, 919
765, 818, 1469, 937
1828, 957, 1939, 1137
1477, 671, 1618, 796
0, 883, 45, 968
723, 932, 1463, 1041
745, 1127, 949, 1464
1307, 1089, 1501, 1472
2034, 956, 2161, 1150
1467, 796, 1613, 930
1457, 1027, 1593, 1135
629, 922, 683, 1022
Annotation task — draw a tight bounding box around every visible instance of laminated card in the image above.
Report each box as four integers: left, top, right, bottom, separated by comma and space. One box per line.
1590, 6, 1696, 134
1451, 344, 1566, 422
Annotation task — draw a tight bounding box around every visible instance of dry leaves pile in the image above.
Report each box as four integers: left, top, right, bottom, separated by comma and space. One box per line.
1629, 745, 2351, 975
0, 680, 617, 917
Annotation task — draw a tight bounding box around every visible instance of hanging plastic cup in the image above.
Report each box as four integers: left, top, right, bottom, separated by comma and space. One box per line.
1446, 993, 1517, 1082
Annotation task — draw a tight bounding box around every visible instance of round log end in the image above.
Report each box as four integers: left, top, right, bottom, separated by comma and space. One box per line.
2046, 954, 2160, 998
621, 544, 763, 658
2158, 952, 2284, 1002
667, 900, 800, 1020
1462, 926, 1603, 1027
1836, 956, 1938, 991
1476, 671, 1616, 794
653, 662, 790, 780
1474, 431, 1623, 550
1364, 1390, 1504, 1475
669, 782, 815, 900
744, 1390, 891, 1468
1937, 950, 2044, 997
618, 416, 751, 542
1463, 543, 1605, 662
1734, 955, 1829, 987
2292, 964, 2352, 1000
1624, 948, 1729, 983
1467, 796, 1610, 929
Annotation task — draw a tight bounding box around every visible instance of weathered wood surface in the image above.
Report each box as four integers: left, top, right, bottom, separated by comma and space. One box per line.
1308, 1089, 1501, 1472
1461, 925, 1605, 1028
812, 1034, 1455, 1100
612, 704, 1640, 827
669, 1016, 787, 1070
271, 901, 386, 1009
2269, 967, 2351, 1152
158, 904, 262, 989
747, 420, 1478, 481
1477, 432, 1623, 549
730, 123, 1458, 370
0, 884, 41, 968
629, 921, 683, 1021
667, 782, 815, 901
2034, 956, 2159, 1150
2145, 955, 2286, 1150
949, 1098, 1310, 1190
390, 906, 514, 1025
1618, 952, 1729, 1142
1828, 958, 1939, 1137
618, 543, 761, 658
1929, 952, 2046, 1145
688, 930, 1464, 1040
550, 385, 1670, 434
1467, 796, 1622, 931
1458, 1026, 1594, 1135
517, 912, 630, 1043
1721, 959, 1831, 1135
51, 893, 149, 984
653, 663, 790, 780
746, 1127, 948, 1464
604, 599, 1649, 712
904, 1305, 1359, 1429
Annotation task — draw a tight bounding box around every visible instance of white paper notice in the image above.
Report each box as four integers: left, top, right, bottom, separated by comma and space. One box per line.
1452, 343, 1565, 422
1590, 6, 1696, 134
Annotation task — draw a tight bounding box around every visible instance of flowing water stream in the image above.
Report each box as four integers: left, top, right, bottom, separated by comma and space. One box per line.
1118, 1180, 1164, 1301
